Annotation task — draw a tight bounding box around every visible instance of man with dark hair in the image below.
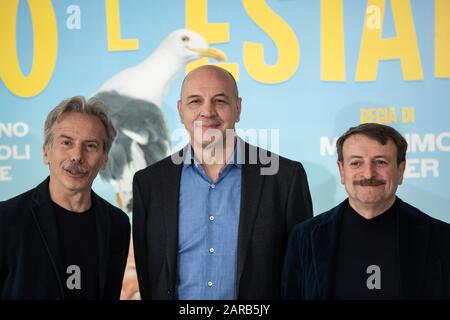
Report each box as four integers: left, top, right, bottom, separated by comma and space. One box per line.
0, 96, 130, 300
282, 123, 450, 300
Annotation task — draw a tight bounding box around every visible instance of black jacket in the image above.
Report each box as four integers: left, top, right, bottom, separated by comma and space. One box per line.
282, 198, 450, 299
0, 177, 130, 300
133, 141, 313, 299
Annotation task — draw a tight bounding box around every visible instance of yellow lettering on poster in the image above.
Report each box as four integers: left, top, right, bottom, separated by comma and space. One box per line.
402, 106, 415, 123
360, 107, 398, 124
435, 0, 450, 78
0, 0, 57, 97
355, 0, 423, 81
185, 0, 238, 79
242, 0, 299, 83
105, 0, 139, 51
321, 0, 346, 81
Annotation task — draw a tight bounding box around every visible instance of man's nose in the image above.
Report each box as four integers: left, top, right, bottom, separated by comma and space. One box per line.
70, 144, 83, 163
362, 162, 376, 179
199, 101, 216, 117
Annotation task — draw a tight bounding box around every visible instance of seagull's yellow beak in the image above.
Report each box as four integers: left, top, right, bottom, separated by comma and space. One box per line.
191, 47, 227, 62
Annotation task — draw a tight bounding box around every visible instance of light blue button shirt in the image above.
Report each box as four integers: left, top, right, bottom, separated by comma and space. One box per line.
176, 141, 242, 300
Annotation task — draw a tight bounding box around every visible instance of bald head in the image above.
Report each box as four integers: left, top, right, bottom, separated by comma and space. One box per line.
177, 64, 242, 149
180, 65, 239, 99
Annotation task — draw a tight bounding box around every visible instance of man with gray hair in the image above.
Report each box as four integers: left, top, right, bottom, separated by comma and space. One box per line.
0, 96, 130, 300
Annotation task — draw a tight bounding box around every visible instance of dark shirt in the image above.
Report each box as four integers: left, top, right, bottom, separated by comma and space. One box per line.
332, 199, 401, 299
53, 201, 99, 300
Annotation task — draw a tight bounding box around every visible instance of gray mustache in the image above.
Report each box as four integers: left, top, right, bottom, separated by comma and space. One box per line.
63, 162, 89, 174
353, 179, 385, 186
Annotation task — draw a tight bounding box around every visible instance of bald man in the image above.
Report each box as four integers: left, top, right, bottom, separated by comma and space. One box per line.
132, 65, 312, 300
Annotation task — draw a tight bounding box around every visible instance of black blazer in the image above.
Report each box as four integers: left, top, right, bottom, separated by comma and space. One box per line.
133, 141, 313, 299
0, 177, 130, 300
282, 198, 450, 299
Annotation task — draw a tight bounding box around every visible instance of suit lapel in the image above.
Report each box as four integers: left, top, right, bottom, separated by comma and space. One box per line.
92, 192, 110, 299
310, 202, 343, 299
236, 142, 265, 294
30, 178, 65, 298
397, 200, 430, 299
310, 199, 431, 299
163, 150, 184, 292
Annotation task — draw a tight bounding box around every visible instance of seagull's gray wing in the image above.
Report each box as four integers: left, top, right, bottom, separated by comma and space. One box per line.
94, 91, 171, 211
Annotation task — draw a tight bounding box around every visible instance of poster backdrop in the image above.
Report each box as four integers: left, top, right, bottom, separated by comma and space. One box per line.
1, 0, 449, 222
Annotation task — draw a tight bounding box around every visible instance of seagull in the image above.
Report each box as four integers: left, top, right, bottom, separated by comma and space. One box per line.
94, 29, 227, 212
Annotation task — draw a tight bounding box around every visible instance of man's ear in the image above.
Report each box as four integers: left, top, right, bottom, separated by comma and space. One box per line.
177, 100, 184, 124
43, 145, 50, 165
397, 160, 406, 185
236, 97, 242, 123
101, 153, 109, 170
337, 160, 345, 185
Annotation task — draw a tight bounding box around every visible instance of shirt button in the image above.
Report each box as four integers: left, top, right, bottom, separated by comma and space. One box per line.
209, 215, 215, 221
210, 184, 215, 189
207, 281, 213, 287
209, 248, 215, 253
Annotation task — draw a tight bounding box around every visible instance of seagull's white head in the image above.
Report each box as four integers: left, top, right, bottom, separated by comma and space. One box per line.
160, 29, 227, 64
96, 29, 228, 106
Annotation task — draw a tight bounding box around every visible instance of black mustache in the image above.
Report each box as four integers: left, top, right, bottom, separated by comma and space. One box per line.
63, 162, 88, 174
353, 179, 385, 186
